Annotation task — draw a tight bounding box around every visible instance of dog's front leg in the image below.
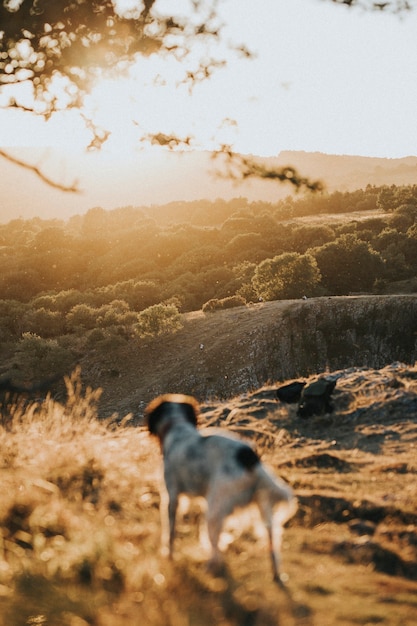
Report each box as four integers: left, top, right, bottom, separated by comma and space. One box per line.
160, 487, 178, 558
206, 512, 223, 570
167, 492, 178, 557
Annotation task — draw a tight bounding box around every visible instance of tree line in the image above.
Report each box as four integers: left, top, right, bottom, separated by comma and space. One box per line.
1, 183, 417, 379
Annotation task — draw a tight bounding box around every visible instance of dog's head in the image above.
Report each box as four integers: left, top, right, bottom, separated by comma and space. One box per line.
145, 394, 199, 439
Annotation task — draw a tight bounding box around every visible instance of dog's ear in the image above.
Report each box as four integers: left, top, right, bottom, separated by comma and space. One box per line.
145, 394, 199, 435
145, 398, 168, 436
181, 396, 199, 428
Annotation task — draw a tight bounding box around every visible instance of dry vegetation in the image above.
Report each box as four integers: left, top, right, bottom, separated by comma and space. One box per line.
0, 364, 416, 625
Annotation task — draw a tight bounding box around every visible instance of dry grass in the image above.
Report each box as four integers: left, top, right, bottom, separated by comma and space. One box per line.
0, 373, 296, 626
0, 366, 416, 625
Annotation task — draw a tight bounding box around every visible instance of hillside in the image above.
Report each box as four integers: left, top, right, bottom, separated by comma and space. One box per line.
0, 294, 416, 624
78, 294, 417, 421
0, 357, 416, 625
277, 151, 417, 192
1, 194, 417, 622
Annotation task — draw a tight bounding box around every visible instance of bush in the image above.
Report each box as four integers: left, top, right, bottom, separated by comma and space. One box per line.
252, 252, 321, 301
135, 304, 182, 338
15, 333, 74, 380
202, 295, 246, 312
66, 304, 99, 332
0, 300, 28, 340
22, 307, 66, 338
96, 280, 162, 311
32, 289, 86, 313
66, 301, 138, 333
311, 234, 384, 295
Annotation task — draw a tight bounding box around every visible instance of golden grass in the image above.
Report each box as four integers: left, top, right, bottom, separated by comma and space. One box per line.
0, 368, 416, 625
0, 373, 296, 626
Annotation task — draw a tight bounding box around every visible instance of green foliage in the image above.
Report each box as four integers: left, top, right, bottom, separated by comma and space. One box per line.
15, 333, 74, 380
32, 289, 86, 313
202, 295, 246, 312
135, 304, 183, 338
105, 279, 162, 311
22, 307, 66, 338
252, 253, 321, 301
376, 184, 417, 212
290, 225, 335, 254
0, 184, 415, 347
225, 232, 265, 262
66, 301, 138, 333
311, 234, 385, 295
0, 269, 42, 301
0, 300, 28, 340
389, 204, 417, 232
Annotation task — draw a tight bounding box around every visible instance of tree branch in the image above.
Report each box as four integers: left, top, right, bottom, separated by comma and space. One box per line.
0, 149, 80, 193
212, 146, 325, 193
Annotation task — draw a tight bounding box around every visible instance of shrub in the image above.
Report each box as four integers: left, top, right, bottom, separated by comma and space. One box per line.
252, 252, 321, 301
32, 289, 87, 313
202, 295, 246, 312
22, 307, 66, 338
66, 304, 99, 332
0, 300, 28, 340
96, 280, 162, 311
311, 234, 384, 295
66, 301, 138, 333
15, 333, 74, 380
135, 303, 182, 338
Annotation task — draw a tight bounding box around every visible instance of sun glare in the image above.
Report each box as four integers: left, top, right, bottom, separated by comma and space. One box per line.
80, 44, 235, 159
112, 0, 145, 19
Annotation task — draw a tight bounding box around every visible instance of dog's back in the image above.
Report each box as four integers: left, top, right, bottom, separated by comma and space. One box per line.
163, 426, 259, 495
164, 427, 294, 519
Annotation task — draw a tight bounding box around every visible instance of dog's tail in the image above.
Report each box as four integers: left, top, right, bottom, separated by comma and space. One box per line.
256, 465, 298, 526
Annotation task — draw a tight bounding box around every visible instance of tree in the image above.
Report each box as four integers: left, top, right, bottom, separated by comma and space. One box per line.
135, 303, 182, 337
329, 0, 413, 11
0, 1, 221, 118
252, 252, 321, 301
0, 0, 225, 188
15, 332, 73, 380
311, 234, 384, 294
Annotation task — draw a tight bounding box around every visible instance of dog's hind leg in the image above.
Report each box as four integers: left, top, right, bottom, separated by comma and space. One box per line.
257, 494, 285, 585
205, 492, 236, 573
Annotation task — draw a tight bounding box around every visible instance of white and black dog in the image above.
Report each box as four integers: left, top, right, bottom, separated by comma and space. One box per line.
145, 393, 297, 583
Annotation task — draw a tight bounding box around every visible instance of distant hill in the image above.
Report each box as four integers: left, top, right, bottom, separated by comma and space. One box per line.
1, 147, 417, 222
276, 151, 417, 191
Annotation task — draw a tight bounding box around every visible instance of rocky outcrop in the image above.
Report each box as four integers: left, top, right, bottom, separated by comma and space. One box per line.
177, 295, 417, 401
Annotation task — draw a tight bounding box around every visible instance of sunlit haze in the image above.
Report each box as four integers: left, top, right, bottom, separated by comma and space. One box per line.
2, 0, 417, 158
1, 0, 417, 220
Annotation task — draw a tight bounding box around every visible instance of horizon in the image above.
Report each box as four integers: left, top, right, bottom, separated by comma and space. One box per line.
1, 147, 417, 224
1, 0, 417, 222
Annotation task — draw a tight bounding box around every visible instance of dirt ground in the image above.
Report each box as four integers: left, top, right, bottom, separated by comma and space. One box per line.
1, 362, 416, 625
97, 362, 417, 626
172, 362, 416, 626
2, 294, 416, 624
89, 361, 417, 626
78, 295, 417, 423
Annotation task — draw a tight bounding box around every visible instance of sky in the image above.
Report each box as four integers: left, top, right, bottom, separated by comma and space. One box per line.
1, 0, 417, 160
1, 0, 417, 222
